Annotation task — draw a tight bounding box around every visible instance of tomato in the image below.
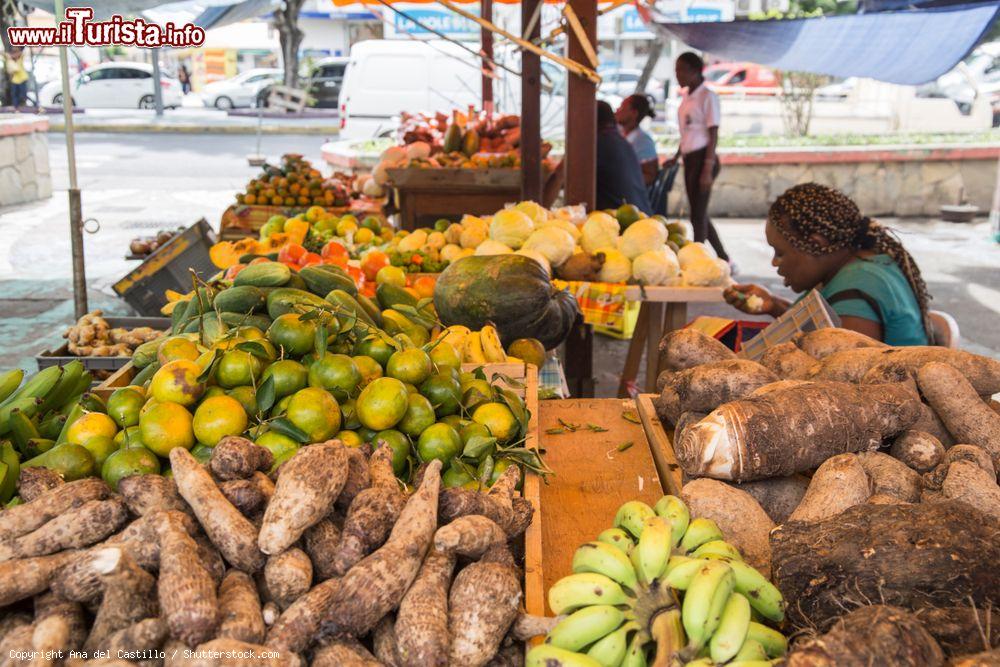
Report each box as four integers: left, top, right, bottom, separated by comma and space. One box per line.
278, 243, 307, 264
223, 263, 246, 280
321, 241, 348, 260
361, 251, 390, 282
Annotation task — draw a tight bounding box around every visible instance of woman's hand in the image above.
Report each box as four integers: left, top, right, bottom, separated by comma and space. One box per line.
724, 283, 777, 315
699, 167, 715, 190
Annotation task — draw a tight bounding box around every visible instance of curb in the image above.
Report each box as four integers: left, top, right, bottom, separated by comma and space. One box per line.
46, 123, 339, 136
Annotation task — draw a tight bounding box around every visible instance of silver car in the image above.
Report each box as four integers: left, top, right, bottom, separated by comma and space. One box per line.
200, 68, 282, 109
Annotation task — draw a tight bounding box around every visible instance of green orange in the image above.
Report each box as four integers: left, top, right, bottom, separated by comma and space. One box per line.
387, 348, 433, 386
372, 429, 410, 476
107, 387, 145, 429
352, 355, 383, 388
262, 359, 309, 398
139, 401, 195, 456
66, 412, 117, 446
286, 387, 341, 442
420, 373, 461, 417
255, 430, 300, 471
81, 435, 117, 468
216, 350, 263, 389
226, 385, 258, 416
472, 402, 519, 443
268, 313, 316, 356
157, 336, 200, 365
442, 465, 475, 488
354, 336, 395, 367
150, 359, 205, 406
397, 394, 436, 438
101, 446, 160, 491
193, 395, 248, 446
308, 354, 361, 401
417, 422, 462, 465
356, 377, 409, 431
336, 430, 365, 448
429, 341, 461, 371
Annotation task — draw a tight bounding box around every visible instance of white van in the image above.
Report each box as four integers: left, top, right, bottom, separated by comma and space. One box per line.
338, 39, 565, 140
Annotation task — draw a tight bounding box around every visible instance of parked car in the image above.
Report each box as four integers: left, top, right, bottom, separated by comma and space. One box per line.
257, 58, 349, 109
918, 44, 1000, 115
815, 77, 858, 100
598, 68, 665, 104
200, 68, 281, 109
704, 62, 780, 95
38, 62, 182, 109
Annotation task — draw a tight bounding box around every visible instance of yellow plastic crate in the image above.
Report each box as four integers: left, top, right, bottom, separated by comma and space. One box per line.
593, 300, 641, 340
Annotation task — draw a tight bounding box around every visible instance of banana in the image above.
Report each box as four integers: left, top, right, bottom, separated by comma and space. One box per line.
681, 560, 735, 651
613, 500, 656, 539
654, 495, 690, 547
0, 397, 42, 436
746, 622, 788, 658
37, 360, 83, 414
439, 325, 471, 355
635, 517, 672, 585
547, 605, 626, 652
479, 325, 507, 362
683, 660, 713, 667
649, 608, 685, 667
727, 560, 785, 624
621, 628, 648, 667
8, 410, 40, 453
709, 593, 751, 664
548, 573, 630, 615
597, 528, 635, 555
586, 620, 633, 666
1, 366, 62, 408
55, 403, 85, 445
679, 518, 724, 554
38, 413, 66, 441
0, 369, 24, 404
690, 540, 743, 562
664, 557, 710, 591
572, 541, 639, 591
462, 331, 487, 364
733, 639, 767, 661
526, 645, 603, 667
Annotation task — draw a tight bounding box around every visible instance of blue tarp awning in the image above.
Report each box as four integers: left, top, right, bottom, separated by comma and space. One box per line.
650, 1, 1000, 85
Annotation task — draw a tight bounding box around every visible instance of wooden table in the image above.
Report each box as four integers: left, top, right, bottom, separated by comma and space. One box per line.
527, 398, 665, 616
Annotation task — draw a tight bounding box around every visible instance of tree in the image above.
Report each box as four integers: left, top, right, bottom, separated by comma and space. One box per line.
779, 71, 828, 136
273, 0, 306, 88
0, 0, 18, 104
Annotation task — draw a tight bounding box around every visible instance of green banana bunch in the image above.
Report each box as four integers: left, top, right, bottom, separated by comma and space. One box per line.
531, 495, 788, 667
0, 370, 24, 404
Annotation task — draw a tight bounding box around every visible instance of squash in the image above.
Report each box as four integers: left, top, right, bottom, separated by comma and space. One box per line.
433, 255, 579, 350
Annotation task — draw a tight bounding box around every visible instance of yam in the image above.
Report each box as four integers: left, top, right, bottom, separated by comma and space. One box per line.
788, 454, 872, 522
0, 478, 110, 539
448, 544, 521, 667
509, 497, 534, 538
118, 474, 191, 517
0, 623, 35, 666
190, 638, 301, 666
170, 448, 264, 573
654, 359, 778, 425
85, 552, 157, 652
261, 602, 279, 627
17, 468, 63, 503
328, 446, 405, 576
680, 478, 775, 576
264, 548, 313, 610
209, 436, 274, 481
217, 479, 268, 518
857, 451, 922, 502
335, 447, 372, 514
216, 570, 265, 644
760, 341, 817, 379
734, 476, 810, 524
673, 411, 707, 448
318, 460, 443, 638
193, 534, 226, 586
749, 380, 811, 397
890, 430, 945, 473
938, 461, 1000, 521
793, 327, 887, 359
918, 362, 1000, 466
154, 511, 219, 647
658, 328, 735, 373
103, 617, 168, 657
913, 607, 1000, 657
372, 616, 401, 667
950, 650, 1000, 667
312, 638, 381, 667
511, 614, 561, 640
32, 592, 86, 657
434, 515, 507, 558
913, 403, 955, 447
809, 347, 1000, 394
395, 548, 454, 667
676, 381, 921, 481
0, 552, 75, 607
302, 519, 341, 582
0, 497, 129, 561
862, 360, 919, 395
786, 604, 944, 667
264, 578, 340, 653
258, 442, 348, 555
771, 501, 1000, 630
438, 466, 528, 537
939, 445, 997, 479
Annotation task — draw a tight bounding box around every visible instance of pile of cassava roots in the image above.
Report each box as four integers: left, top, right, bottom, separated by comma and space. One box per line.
654, 327, 1000, 666
0, 438, 543, 666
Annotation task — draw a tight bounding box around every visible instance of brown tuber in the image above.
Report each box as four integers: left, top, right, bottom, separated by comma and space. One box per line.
653, 359, 777, 425
734, 476, 810, 524
263, 548, 313, 610
394, 548, 455, 667
17, 468, 63, 503
216, 570, 265, 644
918, 362, 1000, 466
891, 430, 946, 473
658, 328, 735, 373
793, 327, 887, 359
448, 543, 522, 667
154, 511, 219, 647
209, 436, 274, 481
760, 341, 817, 379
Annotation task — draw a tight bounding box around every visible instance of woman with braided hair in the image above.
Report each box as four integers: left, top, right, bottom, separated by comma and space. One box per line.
724, 183, 931, 345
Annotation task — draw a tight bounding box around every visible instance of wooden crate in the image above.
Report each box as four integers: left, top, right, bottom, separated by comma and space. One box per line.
219, 201, 385, 239
93, 362, 138, 401
635, 393, 683, 496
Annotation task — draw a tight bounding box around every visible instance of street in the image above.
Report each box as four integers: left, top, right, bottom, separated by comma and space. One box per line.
1, 132, 998, 393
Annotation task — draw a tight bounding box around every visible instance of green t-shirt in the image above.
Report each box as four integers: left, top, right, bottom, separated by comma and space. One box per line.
819, 254, 928, 346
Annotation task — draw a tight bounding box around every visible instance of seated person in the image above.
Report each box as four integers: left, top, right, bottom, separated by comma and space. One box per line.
616, 94, 659, 185
595, 100, 652, 213
724, 183, 931, 345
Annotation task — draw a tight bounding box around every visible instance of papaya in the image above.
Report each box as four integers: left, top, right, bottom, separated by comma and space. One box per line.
219, 312, 272, 332
355, 294, 383, 327
443, 122, 462, 154
462, 128, 481, 157
233, 262, 292, 288
266, 288, 332, 320
326, 289, 375, 328
300, 265, 357, 297
375, 283, 418, 310
381, 309, 429, 347
285, 272, 308, 291
23, 443, 95, 481
214, 286, 266, 314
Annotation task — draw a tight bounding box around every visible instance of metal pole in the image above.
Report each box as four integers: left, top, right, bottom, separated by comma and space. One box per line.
564, 0, 597, 209
481, 0, 494, 111
151, 47, 164, 117
520, 0, 542, 202
54, 0, 87, 318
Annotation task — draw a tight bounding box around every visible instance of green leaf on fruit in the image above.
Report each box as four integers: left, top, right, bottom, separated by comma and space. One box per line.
462, 435, 497, 458
236, 341, 271, 360
256, 375, 276, 415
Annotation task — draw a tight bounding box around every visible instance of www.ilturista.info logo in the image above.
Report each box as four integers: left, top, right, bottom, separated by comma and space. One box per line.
7, 8, 205, 48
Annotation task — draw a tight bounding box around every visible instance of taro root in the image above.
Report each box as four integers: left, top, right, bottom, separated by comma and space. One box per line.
856, 451, 921, 503
33, 591, 87, 657
0, 478, 110, 539
303, 518, 342, 582
734, 476, 810, 524
771, 501, 1000, 631
85, 551, 158, 652
890, 430, 945, 473
17, 468, 64, 503
265, 578, 340, 653
0, 552, 75, 607
793, 327, 887, 359
434, 515, 507, 558
209, 436, 274, 481
372, 615, 401, 667
335, 447, 372, 514
154, 511, 219, 647
216, 570, 265, 644
264, 548, 313, 610
681, 478, 775, 576
653, 359, 777, 425
0, 496, 129, 561
118, 475, 191, 517
658, 328, 735, 373
918, 362, 1000, 466
395, 548, 455, 667
103, 618, 169, 657
913, 606, 1000, 658
807, 347, 1000, 394
759, 341, 817, 380
448, 544, 521, 667
190, 638, 301, 666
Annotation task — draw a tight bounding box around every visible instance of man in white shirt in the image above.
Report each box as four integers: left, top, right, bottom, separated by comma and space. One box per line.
664, 52, 729, 261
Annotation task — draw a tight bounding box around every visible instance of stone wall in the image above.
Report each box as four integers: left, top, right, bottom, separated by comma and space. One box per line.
665, 146, 998, 219
0, 116, 52, 207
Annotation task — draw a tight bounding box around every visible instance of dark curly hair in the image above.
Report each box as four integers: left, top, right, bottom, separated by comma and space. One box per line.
769, 182, 931, 334
623, 93, 655, 121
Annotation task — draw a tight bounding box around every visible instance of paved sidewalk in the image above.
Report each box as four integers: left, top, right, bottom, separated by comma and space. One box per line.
32, 107, 341, 135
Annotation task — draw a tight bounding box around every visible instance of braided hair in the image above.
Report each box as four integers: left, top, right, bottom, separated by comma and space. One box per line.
769, 183, 932, 335
623, 93, 655, 121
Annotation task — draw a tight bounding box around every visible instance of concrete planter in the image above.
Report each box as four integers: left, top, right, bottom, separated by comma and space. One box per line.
0, 115, 52, 207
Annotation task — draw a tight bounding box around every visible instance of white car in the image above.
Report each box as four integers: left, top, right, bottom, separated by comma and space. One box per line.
39, 62, 182, 109
200, 68, 282, 109
599, 68, 665, 104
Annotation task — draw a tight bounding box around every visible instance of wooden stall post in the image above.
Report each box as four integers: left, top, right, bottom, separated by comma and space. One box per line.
521, 0, 543, 202
481, 0, 494, 110
564, 0, 597, 210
